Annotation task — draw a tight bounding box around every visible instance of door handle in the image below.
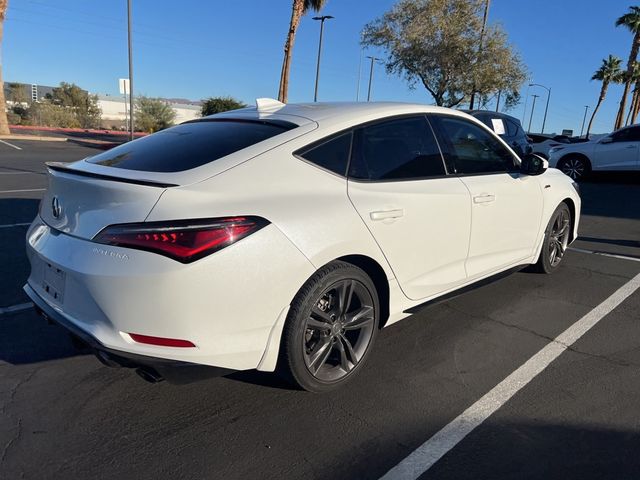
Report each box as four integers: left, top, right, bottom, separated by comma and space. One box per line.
473, 194, 496, 204
370, 209, 404, 221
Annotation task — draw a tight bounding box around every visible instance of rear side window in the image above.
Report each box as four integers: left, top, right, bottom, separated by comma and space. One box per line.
349, 116, 446, 181
297, 132, 352, 176
87, 120, 296, 172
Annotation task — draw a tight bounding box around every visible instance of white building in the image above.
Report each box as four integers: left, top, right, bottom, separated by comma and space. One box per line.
97, 94, 201, 129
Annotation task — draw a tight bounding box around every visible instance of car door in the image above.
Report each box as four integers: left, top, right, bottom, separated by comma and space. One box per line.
347, 115, 471, 301
591, 126, 640, 170
431, 114, 544, 279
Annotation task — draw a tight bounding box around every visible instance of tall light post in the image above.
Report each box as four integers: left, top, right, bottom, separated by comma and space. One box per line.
312, 15, 334, 102
529, 83, 551, 134
528, 94, 539, 133
469, 0, 491, 109
356, 46, 364, 101
580, 105, 590, 137
366, 56, 381, 102
127, 0, 134, 141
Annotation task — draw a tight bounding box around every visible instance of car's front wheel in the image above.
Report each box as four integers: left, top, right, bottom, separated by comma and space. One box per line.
280, 261, 379, 392
557, 155, 590, 180
532, 203, 572, 274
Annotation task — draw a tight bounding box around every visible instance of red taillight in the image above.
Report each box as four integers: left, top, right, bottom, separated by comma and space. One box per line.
129, 333, 195, 348
93, 216, 268, 263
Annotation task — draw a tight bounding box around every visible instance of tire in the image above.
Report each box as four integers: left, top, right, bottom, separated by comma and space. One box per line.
557, 155, 590, 181
532, 203, 572, 274
279, 261, 380, 393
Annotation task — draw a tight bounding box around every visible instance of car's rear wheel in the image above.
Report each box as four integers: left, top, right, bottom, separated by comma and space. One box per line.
280, 261, 379, 392
532, 203, 572, 274
557, 155, 590, 180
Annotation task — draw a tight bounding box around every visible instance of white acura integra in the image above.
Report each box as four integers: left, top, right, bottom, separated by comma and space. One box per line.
25, 100, 581, 392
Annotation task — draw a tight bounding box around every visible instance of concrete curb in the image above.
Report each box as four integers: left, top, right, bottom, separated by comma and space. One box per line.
0, 135, 68, 142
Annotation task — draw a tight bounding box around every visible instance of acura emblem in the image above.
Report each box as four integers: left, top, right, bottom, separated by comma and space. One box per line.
51, 196, 62, 219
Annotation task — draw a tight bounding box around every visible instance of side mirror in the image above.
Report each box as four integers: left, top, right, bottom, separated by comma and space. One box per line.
520, 153, 548, 176
600, 136, 613, 144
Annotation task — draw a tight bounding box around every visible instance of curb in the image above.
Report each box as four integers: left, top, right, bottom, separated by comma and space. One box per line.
0, 135, 68, 142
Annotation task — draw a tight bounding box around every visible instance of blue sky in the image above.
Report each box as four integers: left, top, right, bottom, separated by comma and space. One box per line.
2, 0, 636, 134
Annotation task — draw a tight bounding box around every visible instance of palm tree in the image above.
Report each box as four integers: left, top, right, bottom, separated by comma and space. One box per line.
586, 55, 624, 138
614, 6, 640, 130
0, 0, 10, 135
277, 0, 326, 103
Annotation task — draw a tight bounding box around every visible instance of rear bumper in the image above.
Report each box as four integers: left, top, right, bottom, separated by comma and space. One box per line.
25, 283, 234, 383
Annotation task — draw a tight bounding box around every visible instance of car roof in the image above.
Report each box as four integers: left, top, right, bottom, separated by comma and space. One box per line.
464, 110, 522, 124
207, 101, 470, 127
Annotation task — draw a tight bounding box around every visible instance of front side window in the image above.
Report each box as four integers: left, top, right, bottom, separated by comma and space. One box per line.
349, 116, 446, 181
611, 126, 640, 142
297, 132, 352, 176
435, 116, 517, 174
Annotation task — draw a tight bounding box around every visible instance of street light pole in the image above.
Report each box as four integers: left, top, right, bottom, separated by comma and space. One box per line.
529, 83, 550, 134
356, 46, 363, 101
580, 105, 589, 137
366, 56, 380, 102
469, 0, 491, 110
313, 15, 334, 102
528, 94, 539, 133
127, 0, 134, 141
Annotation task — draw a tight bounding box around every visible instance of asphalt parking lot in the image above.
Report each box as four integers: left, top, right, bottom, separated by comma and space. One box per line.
1, 139, 639, 480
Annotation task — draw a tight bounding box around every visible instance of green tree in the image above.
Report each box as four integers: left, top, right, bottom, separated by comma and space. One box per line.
46, 82, 102, 128
278, 0, 327, 103
0, 0, 10, 135
201, 96, 246, 116
135, 96, 176, 132
614, 6, 640, 129
362, 0, 527, 108
586, 55, 624, 137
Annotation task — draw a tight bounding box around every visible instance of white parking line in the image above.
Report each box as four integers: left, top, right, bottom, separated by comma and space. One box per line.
0, 188, 45, 194
380, 272, 640, 480
0, 222, 31, 229
569, 247, 640, 263
0, 139, 22, 150
0, 302, 33, 315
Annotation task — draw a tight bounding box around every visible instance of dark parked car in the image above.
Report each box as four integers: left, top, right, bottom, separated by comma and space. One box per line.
465, 110, 532, 158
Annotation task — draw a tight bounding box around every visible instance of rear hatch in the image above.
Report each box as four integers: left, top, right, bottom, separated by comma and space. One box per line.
40, 166, 168, 239
39, 115, 317, 239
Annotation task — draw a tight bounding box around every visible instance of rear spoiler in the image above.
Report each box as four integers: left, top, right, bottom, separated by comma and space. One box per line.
46, 162, 178, 188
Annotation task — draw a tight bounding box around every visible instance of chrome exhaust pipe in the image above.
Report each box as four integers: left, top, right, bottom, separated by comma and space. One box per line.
135, 367, 164, 383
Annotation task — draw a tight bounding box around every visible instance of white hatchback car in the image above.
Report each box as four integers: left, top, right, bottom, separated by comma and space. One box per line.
25, 100, 581, 392
549, 124, 640, 180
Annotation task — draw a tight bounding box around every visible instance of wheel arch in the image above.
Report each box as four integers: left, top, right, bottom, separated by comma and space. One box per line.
561, 197, 577, 243
558, 152, 592, 169
336, 254, 391, 329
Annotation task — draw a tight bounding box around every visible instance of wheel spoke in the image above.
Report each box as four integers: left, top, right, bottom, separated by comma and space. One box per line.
307, 317, 331, 331
338, 280, 354, 315
308, 337, 332, 374
339, 333, 358, 365
335, 336, 353, 372
311, 305, 333, 324
343, 306, 374, 330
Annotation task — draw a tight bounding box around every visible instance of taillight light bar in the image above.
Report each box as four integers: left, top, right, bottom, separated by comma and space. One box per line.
93, 216, 269, 263
128, 333, 195, 348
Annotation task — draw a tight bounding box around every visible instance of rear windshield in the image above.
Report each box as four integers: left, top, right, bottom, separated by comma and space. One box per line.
86, 119, 296, 172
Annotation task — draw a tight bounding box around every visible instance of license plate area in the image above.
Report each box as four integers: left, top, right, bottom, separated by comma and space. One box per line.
43, 262, 66, 303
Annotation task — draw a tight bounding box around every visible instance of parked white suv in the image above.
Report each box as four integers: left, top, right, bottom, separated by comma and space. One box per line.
549, 125, 640, 180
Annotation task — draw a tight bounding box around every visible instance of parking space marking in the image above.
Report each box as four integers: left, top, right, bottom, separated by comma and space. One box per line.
0, 139, 22, 150
0, 222, 31, 229
0, 302, 33, 316
569, 247, 640, 263
0, 188, 45, 194
380, 272, 640, 480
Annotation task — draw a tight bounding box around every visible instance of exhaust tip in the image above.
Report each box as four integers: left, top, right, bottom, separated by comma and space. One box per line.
136, 367, 164, 384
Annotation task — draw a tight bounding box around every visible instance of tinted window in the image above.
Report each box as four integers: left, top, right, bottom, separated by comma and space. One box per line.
87, 120, 296, 172
437, 116, 517, 174
611, 126, 640, 142
298, 132, 352, 176
349, 116, 446, 181
505, 119, 520, 137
